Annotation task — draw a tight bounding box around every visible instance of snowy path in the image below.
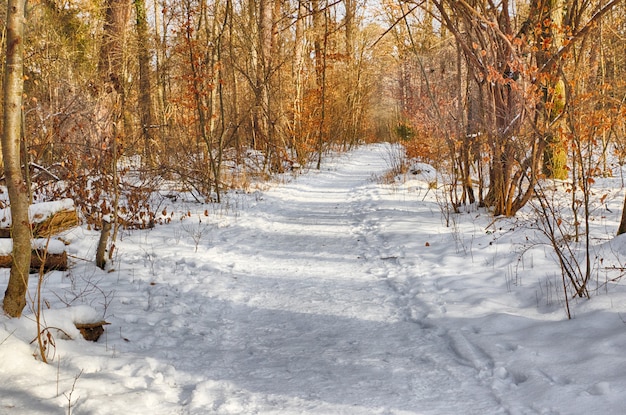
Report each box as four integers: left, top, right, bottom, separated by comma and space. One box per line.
5, 144, 626, 414
98, 145, 504, 414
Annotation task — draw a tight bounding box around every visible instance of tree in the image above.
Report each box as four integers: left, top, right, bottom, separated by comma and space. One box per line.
2, 0, 31, 317
135, 0, 156, 167
291, 0, 308, 163
533, 0, 568, 180
252, 0, 276, 169
392, 0, 624, 216
99, 0, 131, 96
95, 0, 132, 269
312, 0, 329, 169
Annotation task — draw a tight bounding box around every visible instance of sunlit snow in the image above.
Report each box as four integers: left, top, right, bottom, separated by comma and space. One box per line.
1, 144, 625, 414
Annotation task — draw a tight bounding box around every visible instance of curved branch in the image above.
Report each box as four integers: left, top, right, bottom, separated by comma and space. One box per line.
539, 0, 624, 74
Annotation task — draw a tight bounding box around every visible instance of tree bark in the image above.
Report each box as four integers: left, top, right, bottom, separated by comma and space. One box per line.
255, 0, 275, 169
2, 0, 31, 318
98, 0, 131, 94
345, 0, 355, 60
96, 0, 131, 269
617, 191, 626, 236
537, 0, 568, 180
96, 219, 112, 270
134, 0, 155, 167
292, 0, 306, 162
313, 0, 328, 169
312, 0, 325, 88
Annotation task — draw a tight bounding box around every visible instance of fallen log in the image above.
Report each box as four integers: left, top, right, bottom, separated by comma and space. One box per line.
0, 199, 78, 238
0, 251, 68, 272
0, 239, 68, 271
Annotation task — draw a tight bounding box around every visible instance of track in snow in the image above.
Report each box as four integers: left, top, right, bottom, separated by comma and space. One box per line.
84, 145, 508, 414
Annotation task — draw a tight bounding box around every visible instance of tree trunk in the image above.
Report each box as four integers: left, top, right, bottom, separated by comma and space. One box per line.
134, 0, 155, 167
225, 0, 241, 162
292, 0, 306, 163
537, 0, 568, 180
345, 0, 355, 60
617, 192, 626, 236
256, 0, 275, 170
313, 0, 328, 170
154, 0, 170, 162
98, 0, 131, 95
96, 0, 131, 269
96, 219, 112, 270
2, 0, 31, 318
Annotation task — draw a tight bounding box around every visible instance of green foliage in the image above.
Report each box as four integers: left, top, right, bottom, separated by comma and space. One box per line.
395, 123, 415, 142
543, 138, 568, 181
41, 0, 96, 70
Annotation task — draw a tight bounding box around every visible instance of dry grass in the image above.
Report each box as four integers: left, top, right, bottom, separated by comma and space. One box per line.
32, 209, 80, 238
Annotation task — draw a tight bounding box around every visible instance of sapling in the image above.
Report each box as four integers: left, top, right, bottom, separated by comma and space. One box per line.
64, 369, 83, 415
181, 217, 212, 252
34, 236, 53, 363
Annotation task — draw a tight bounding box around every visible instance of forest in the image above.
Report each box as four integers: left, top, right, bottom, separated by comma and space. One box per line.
1, 0, 626, 316
2, 2, 626, 413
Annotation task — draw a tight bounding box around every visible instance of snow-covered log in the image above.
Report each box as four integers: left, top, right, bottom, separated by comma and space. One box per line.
0, 238, 68, 271
0, 199, 78, 238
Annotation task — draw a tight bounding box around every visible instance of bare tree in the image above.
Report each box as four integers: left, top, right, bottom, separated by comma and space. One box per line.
135, 0, 156, 167
95, 0, 132, 269
291, 0, 307, 163
2, 0, 31, 317
253, 0, 276, 169
99, 0, 131, 96
396, 0, 624, 216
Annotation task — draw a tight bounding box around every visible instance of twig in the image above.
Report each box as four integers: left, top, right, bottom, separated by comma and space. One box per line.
64, 369, 83, 415
0, 329, 16, 346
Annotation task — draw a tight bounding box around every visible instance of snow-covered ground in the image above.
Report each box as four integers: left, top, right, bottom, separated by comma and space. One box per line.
1, 144, 626, 414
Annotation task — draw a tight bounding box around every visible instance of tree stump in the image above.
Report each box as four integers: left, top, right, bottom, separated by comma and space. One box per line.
74, 321, 110, 342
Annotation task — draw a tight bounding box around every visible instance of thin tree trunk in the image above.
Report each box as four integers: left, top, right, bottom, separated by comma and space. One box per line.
96, 219, 112, 270
345, 0, 355, 60
457, 39, 474, 205
200, 0, 227, 202
225, 0, 241, 160
154, 0, 170, 161
96, 0, 131, 269
99, 0, 131, 94
312, 0, 324, 88
134, 0, 155, 167
257, 0, 274, 170
292, 0, 306, 162
314, 0, 328, 170
2, 0, 31, 318
537, 0, 568, 180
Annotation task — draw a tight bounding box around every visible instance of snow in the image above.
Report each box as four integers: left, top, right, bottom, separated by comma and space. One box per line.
0, 198, 75, 226
1, 143, 626, 414
0, 238, 67, 255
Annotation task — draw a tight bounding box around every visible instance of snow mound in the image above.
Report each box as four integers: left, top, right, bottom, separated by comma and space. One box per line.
0, 238, 67, 255
0, 198, 75, 226
407, 161, 438, 183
